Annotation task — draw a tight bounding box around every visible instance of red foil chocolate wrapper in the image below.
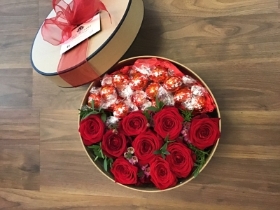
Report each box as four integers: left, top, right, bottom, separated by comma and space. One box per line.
113, 101, 129, 118
88, 58, 216, 117
117, 85, 134, 99
132, 90, 148, 107
112, 73, 129, 88
145, 83, 160, 99
88, 93, 102, 108
130, 73, 149, 90
164, 76, 183, 92
158, 86, 175, 106
101, 74, 113, 86
174, 87, 192, 103
100, 86, 117, 101
150, 67, 168, 83
88, 87, 101, 108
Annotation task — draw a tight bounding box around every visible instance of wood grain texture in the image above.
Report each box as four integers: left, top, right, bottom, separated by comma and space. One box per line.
40, 110, 83, 151
0, 0, 280, 209
0, 146, 40, 191
32, 71, 88, 109
0, 109, 39, 144
0, 69, 33, 108
0, 0, 38, 69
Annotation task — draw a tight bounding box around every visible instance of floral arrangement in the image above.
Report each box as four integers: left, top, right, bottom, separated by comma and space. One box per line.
79, 58, 220, 190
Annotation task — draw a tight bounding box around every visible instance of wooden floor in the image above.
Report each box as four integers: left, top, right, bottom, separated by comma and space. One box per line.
0, 0, 280, 209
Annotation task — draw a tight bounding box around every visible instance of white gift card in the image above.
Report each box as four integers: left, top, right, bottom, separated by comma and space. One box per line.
60, 13, 101, 55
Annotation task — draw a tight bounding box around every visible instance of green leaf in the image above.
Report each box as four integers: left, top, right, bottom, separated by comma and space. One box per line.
155, 96, 160, 108
163, 151, 170, 155
181, 109, 193, 122
79, 101, 109, 121
164, 135, 170, 142
144, 110, 151, 121
154, 150, 161, 155
161, 154, 166, 159
82, 111, 98, 120
88, 145, 100, 150
101, 112, 107, 122
94, 156, 98, 161
100, 149, 104, 159
146, 106, 159, 112
103, 158, 108, 171
161, 142, 168, 151
108, 158, 113, 168
193, 168, 200, 178
159, 101, 165, 109
187, 143, 208, 178
94, 150, 103, 158
90, 144, 104, 159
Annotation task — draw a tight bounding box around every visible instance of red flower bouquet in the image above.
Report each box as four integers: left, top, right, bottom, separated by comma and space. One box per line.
79, 57, 221, 191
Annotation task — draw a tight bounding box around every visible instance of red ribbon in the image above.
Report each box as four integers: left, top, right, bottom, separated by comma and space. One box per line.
41, 0, 109, 86
42, 0, 108, 45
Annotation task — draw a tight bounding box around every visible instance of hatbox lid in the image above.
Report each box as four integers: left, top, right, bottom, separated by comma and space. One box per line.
31, 0, 144, 87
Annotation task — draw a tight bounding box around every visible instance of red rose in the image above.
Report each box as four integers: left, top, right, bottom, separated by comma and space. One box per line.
149, 156, 177, 190
188, 114, 220, 150
120, 111, 148, 136
166, 142, 194, 178
132, 130, 163, 165
79, 114, 105, 146
111, 157, 138, 185
153, 107, 184, 140
102, 130, 127, 158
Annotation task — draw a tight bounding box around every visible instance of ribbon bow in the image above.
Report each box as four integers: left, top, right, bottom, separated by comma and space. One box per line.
42, 0, 108, 45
